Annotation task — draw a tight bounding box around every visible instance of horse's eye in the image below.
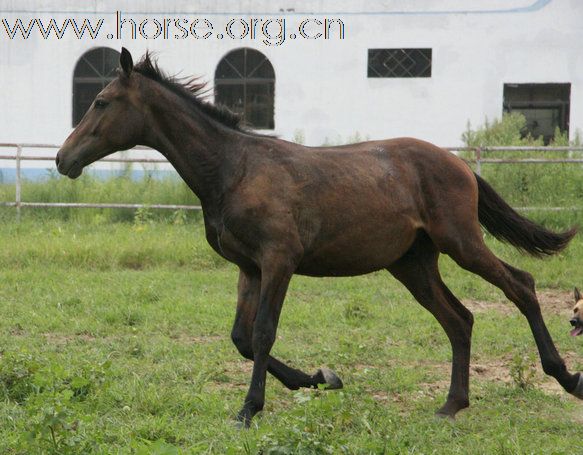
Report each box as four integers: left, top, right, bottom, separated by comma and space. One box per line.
95, 99, 109, 109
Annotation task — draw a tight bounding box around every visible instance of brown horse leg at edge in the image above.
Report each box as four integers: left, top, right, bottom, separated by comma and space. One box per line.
54, 48, 583, 427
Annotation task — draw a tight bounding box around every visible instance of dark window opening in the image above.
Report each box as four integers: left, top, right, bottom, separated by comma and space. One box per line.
72, 47, 120, 126
367, 48, 432, 78
503, 83, 570, 144
215, 48, 275, 130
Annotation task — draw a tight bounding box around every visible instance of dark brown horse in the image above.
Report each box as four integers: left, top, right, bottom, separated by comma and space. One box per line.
56, 48, 583, 427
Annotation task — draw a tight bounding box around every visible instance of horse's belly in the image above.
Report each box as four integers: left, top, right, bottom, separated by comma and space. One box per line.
295, 260, 391, 277
295, 220, 418, 277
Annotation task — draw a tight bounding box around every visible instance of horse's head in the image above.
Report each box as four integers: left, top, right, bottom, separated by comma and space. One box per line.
56, 48, 145, 179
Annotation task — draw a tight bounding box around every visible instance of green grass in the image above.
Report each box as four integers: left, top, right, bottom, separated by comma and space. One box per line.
1, 219, 583, 454
0, 171, 200, 223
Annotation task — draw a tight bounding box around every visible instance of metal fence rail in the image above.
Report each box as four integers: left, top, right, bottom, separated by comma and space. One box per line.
442, 145, 583, 176
1, 142, 583, 218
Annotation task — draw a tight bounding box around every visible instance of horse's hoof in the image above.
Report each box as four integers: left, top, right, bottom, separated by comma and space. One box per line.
234, 409, 253, 429
570, 373, 583, 399
318, 368, 343, 390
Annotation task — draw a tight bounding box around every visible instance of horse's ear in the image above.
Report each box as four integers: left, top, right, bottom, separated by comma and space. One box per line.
575, 287, 581, 302
120, 47, 133, 76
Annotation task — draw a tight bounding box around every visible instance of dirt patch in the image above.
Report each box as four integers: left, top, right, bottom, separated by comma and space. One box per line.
538, 289, 575, 315
463, 299, 514, 315
211, 359, 253, 390
435, 352, 581, 396
366, 351, 582, 405
463, 289, 574, 318
41, 331, 100, 344
470, 354, 574, 396
9, 325, 26, 336
168, 333, 223, 344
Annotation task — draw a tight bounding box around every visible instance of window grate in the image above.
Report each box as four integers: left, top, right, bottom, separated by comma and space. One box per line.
367, 48, 432, 78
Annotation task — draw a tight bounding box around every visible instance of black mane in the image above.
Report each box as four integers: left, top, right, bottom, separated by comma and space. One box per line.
133, 52, 253, 134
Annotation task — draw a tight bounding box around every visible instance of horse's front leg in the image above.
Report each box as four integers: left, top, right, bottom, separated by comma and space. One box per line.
232, 268, 343, 391
236, 250, 296, 427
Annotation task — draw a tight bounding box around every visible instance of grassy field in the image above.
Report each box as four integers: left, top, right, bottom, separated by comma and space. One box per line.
0, 217, 583, 454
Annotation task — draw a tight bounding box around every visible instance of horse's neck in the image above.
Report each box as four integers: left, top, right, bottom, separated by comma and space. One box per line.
143, 101, 243, 211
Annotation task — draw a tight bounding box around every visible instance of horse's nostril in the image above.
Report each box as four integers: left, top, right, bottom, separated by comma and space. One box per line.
570, 319, 578, 327
55, 155, 60, 166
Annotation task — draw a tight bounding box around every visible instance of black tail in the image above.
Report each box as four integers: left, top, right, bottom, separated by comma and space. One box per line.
475, 173, 576, 257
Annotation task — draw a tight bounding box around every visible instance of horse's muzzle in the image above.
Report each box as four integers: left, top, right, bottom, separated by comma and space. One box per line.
55, 150, 83, 179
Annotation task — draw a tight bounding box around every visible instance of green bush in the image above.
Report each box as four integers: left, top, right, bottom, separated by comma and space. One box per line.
462, 112, 543, 147
0, 351, 112, 454
462, 113, 583, 228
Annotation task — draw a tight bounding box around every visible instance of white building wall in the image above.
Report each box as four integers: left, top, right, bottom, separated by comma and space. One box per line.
0, 0, 582, 150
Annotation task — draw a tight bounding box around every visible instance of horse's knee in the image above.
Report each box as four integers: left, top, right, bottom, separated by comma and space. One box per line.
503, 262, 535, 290
457, 305, 474, 329
521, 271, 535, 293
231, 328, 253, 360
541, 357, 566, 378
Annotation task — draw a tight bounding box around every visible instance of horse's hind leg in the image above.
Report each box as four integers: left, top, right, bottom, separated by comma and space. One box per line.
436, 224, 583, 398
231, 268, 342, 391
388, 233, 474, 418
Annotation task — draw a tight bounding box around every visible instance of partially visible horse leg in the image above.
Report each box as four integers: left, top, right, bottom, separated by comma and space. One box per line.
433, 223, 583, 398
388, 233, 474, 418
236, 253, 295, 427
236, 247, 345, 427
231, 268, 342, 391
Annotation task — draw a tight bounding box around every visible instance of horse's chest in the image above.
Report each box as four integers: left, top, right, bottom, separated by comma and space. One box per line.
205, 222, 258, 270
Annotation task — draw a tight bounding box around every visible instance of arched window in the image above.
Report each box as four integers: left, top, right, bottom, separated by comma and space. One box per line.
215, 48, 275, 130
72, 47, 120, 126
